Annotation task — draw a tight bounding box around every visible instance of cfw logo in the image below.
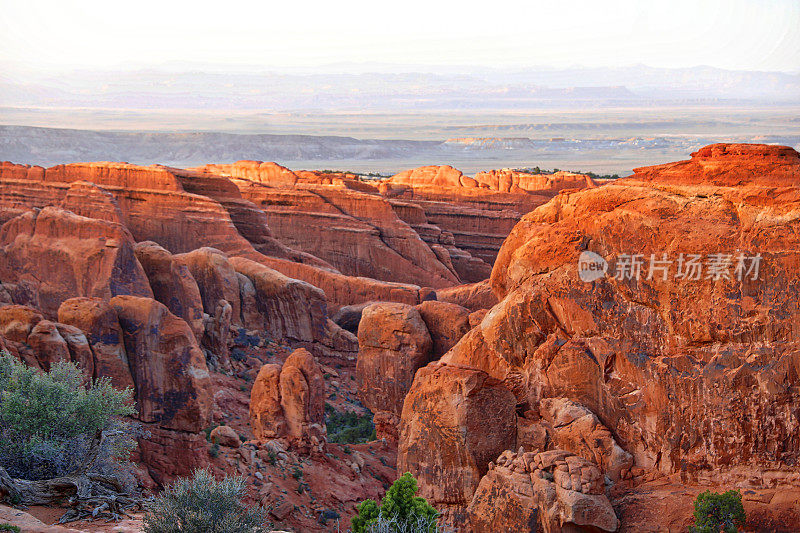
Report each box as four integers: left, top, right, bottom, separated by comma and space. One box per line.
578, 251, 608, 282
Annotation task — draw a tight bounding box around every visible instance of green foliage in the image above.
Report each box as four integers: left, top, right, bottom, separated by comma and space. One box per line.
203, 424, 219, 441
209, 443, 220, 458
0, 524, 22, 533
690, 490, 746, 533
291, 466, 303, 480
325, 404, 375, 444
266, 450, 277, 465
351, 499, 381, 533
0, 352, 137, 480
351, 473, 439, 533
143, 468, 267, 533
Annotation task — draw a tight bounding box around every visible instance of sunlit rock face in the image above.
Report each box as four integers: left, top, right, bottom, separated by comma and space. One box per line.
398, 144, 800, 530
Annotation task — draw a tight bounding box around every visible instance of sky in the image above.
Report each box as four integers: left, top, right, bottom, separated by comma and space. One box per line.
0, 0, 799, 75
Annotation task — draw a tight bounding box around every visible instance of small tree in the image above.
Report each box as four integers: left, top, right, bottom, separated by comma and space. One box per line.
690, 490, 746, 533
143, 468, 267, 533
0, 352, 137, 503
352, 472, 439, 533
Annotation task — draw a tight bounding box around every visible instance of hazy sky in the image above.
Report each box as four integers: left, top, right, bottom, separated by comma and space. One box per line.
1, 0, 799, 74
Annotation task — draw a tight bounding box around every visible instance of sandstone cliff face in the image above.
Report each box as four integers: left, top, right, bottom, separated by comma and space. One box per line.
0, 206, 153, 318
384, 165, 565, 272
397, 144, 800, 530
0, 161, 443, 309
474, 169, 596, 194
229, 173, 462, 288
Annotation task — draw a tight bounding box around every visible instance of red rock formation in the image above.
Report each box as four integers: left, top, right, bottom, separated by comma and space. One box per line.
467, 449, 618, 532
57, 297, 134, 390
197, 161, 299, 188
209, 425, 241, 448
0, 207, 153, 318
384, 165, 550, 270
249, 348, 326, 451
229, 256, 327, 344
134, 241, 204, 341
389, 165, 465, 188
436, 279, 498, 311
230, 174, 460, 287
474, 169, 596, 193
356, 303, 433, 442
398, 144, 800, 529
397, 363, 517, 523
110, 295, 211, 432
415, 300, 471, 358
0, 161, 439, 309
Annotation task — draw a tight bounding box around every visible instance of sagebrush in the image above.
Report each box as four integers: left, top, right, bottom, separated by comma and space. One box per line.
0, 352, 137, 481
142, 468, 268, 533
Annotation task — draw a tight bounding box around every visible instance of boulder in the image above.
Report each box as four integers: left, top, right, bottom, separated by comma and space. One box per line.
209, 425, 241, 448
467, 449, 618, 533
397, 363, 517, 510
249, 348, 326, 449
26, 320, 71, 370
356, 303, 433, 441
415, 300, 471, 357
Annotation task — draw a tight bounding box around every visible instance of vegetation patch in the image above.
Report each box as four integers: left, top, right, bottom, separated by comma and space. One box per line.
325, 403, 376, 444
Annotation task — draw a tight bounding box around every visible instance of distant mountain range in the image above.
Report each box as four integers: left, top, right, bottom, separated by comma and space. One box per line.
1, 64, 798, 111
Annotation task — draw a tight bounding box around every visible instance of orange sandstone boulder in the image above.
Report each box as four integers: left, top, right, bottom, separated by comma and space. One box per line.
209, 425, 241, 448
415, 300, 471, 358
397, 363, 517, 522
467, 449, 618, 532
356, 303, 433, 441
26, 320, 71, 370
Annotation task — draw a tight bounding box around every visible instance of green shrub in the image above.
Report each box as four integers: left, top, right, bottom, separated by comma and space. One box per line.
325, 404, 375, 444
0, 352, 136, 481
690, 490, 746, 533
0, 523, 22, 533
351, 473, 439, 533
143, 468, 267, 533
209, 443, 220, 458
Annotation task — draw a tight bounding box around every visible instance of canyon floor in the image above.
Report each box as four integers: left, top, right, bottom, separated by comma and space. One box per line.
0, 143, 798, 532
